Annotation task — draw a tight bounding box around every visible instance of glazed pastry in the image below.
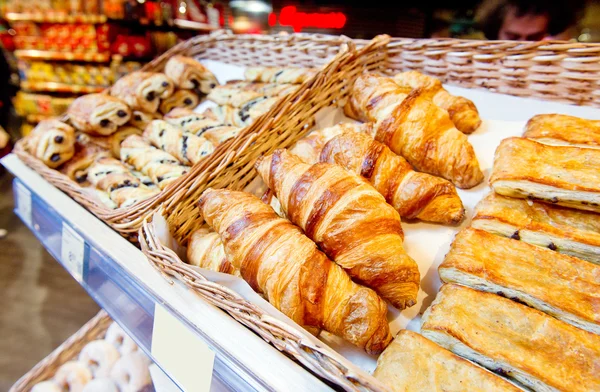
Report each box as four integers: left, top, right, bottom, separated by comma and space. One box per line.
105, 322, 138, 355
344, 74, 483, 188
164, 55, 218, 93
523, 114, 600, 148
78, 340, 120, 378
120, 135, 188, 190
199, 188, 392, 354
187, 228, 239, 275
490, 137, 600, 213
143, 120, 214, 165
60, 143, 109, 185
129, 110, 159, 130
472, 192, 600, 263
207, 81, 297, 107
374, 330, 521, 392
421, 284, 600, 392
159, 89, 200, 114
110, 351, 151, 392
294, 123, 465, 224
256, 149, 420, 309
440, 228, 600, 334
81, 378, 119, 392
111, 71, 174, 113
67, 93, 131, 136
88, 126, 143, 159
203, 97, 278, 127
26, 119, 76, 168
244, 66, 317, 84
87, 156, 159, 208
31, 381, 62, 392
53, 361, 93, 392
393, 71, 481, 134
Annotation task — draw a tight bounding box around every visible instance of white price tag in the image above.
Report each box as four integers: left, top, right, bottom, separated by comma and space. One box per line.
152, 304, 214, 392
61, 222, 85, 283
14, 181, 32, 227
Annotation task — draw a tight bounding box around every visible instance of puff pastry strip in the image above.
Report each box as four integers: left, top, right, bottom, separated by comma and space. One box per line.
490, 137, 600, 213
187, 228, 239, 275
26, 119, 76, 168
473, 193, 600, 263
244, 67, 317, 84
159, 90, 200, 114
345, 74, 483, 188
440, 227, 600, 334
67, 93, 131, 136
143, 120, 214, 165
199, 188, 392, 353
256, 149, 420, 309
293, 123, 465, 224
393, 71, 481, 134
374, 330, 521, 392
111, 72, 174, 113
164, 55, 218, 93
523, 114, 600, 149
421, 284, 600, 392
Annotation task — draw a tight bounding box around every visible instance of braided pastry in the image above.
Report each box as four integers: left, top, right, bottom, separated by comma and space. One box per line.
67, 94, 131, 136
26, 119, 76, 168
143, 120, 214, 165
111, 71, 174, 113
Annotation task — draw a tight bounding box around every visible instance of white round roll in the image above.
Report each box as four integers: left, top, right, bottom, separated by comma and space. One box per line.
78, 340, 120, 378
105, 322, 138, 355
53, 361, 92, 392
110, 351, 152, 392
81, 378, 119, 392
31, 381, 62, 392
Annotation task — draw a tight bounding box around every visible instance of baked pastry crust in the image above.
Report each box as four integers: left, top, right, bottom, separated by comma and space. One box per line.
199, 188, 392, 354
111, 72, 174, 113
159, 90, 200, 114
163, 108, 241, 146
60, 142, 109, 184
490, 137, 600, 213
439, 227, 600, 334
143, 120, 214, 165
374, 330, 521, 392
421, 284, 600, 392
67, 94, 131, 136
472, 192, 600, 263
208, 81, 297, 107
244, 67, 316, 84
164, 55, 218, 93
187, 228, 239, 275
524, 114, 600, 149
87, 126, 142, 159
256, 149, 420, 309
129, 110, 160, 130
26, 119, 76, 168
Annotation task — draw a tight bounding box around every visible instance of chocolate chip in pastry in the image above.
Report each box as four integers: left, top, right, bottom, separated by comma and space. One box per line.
60, 142, 109, 185
159, 90, 200, 115
163, 110, 240, 146
244, 66, 317, 84
67, 94, 132, 136
26, 119, 76, 168
203, 97, 277, 128
111, 72, 174, 113
164, 55, 218, 94
523, 113, 600, 149
143, 120, 214, 165
129, 110, 160, 130
87, 126, 143, 159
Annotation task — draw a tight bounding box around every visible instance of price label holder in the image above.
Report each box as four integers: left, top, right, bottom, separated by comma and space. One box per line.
14, 181, 32, 228
152, 304, 215, 392
61, 222, 86, 284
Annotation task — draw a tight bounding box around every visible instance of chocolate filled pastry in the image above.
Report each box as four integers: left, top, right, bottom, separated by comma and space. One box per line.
187, 228, 239, 275
129, 110, 160, 130
207, 81, 297, 107
163, 108, 241, 145
345, 74, 483, 188
120, 135, 188, 189
393, 71, 481, 134
244, 66, 317, 84
490, 137, 600, 213
292, 123, 465, 224
164, 55, 219, 94
67, 93, 131, 136
472, 192, 600, 263
439, 227, 600, 334
421, 284, 600, 392
87, 156, 159, 208
143, 120, 214, 165
203, 97, 277, 127
256, 149, 420, 310
199, 188, 392, 354
374, 330, 521, 392
159, 89, 200, 115
87, 126, 143, 159
60, 143, 109, 185
26, 119, 76, 168
111, 71, 174, 113
523, 113, 600, 149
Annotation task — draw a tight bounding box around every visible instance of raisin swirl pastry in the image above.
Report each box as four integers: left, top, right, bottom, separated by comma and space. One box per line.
87, 156, 159, 208
67, 94, 132, 136
244, 67, 317, 84
143, 120, 214, 165
164, 55, 219, 94
163, 108, 241, 146
120, 135, 188, 190
26, 119, 76, 168
159, 90, 200, 115
111, 71, 174, 113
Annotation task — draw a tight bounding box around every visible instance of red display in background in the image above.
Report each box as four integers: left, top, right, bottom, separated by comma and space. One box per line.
269, 6, 346, 32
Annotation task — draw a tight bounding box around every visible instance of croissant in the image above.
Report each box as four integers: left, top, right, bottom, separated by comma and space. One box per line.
295, 123, 464, 224
159, 90, 200, 115
244, 66, 317, 84
26, 119, 76, 168
199, 188, 392, 353
256, 149, 420, 309
393, 71, 481, 134
143, 120, 214, 165
87, 126, 142, 158
187, 228, 239, 275
110, 72, 174, 113
120, 135, 188, 189
163, 109, 241, 145
164, 55, 218, 94
345, 74, 483, 189
67, 93, 131, 136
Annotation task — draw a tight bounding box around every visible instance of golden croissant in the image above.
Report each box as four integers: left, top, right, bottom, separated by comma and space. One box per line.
344, 73, 483, 189
256, 149, 420, 309
199, 188, 392, 354
187, 228, 239, 275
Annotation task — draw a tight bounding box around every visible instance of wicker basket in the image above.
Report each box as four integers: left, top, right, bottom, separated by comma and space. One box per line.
10, 311, 113, 392
13, 30, 358, 239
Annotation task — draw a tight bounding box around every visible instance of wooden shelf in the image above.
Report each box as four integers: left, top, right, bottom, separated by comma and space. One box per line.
15, 50, 111, 62
5, 12, 107, 24
21, 81, 106, 94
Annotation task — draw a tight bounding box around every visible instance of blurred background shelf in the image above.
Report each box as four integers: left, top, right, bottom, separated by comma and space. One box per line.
14, 50, 111, 62
20, 81, 106, 94
4, 12, 107, 24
